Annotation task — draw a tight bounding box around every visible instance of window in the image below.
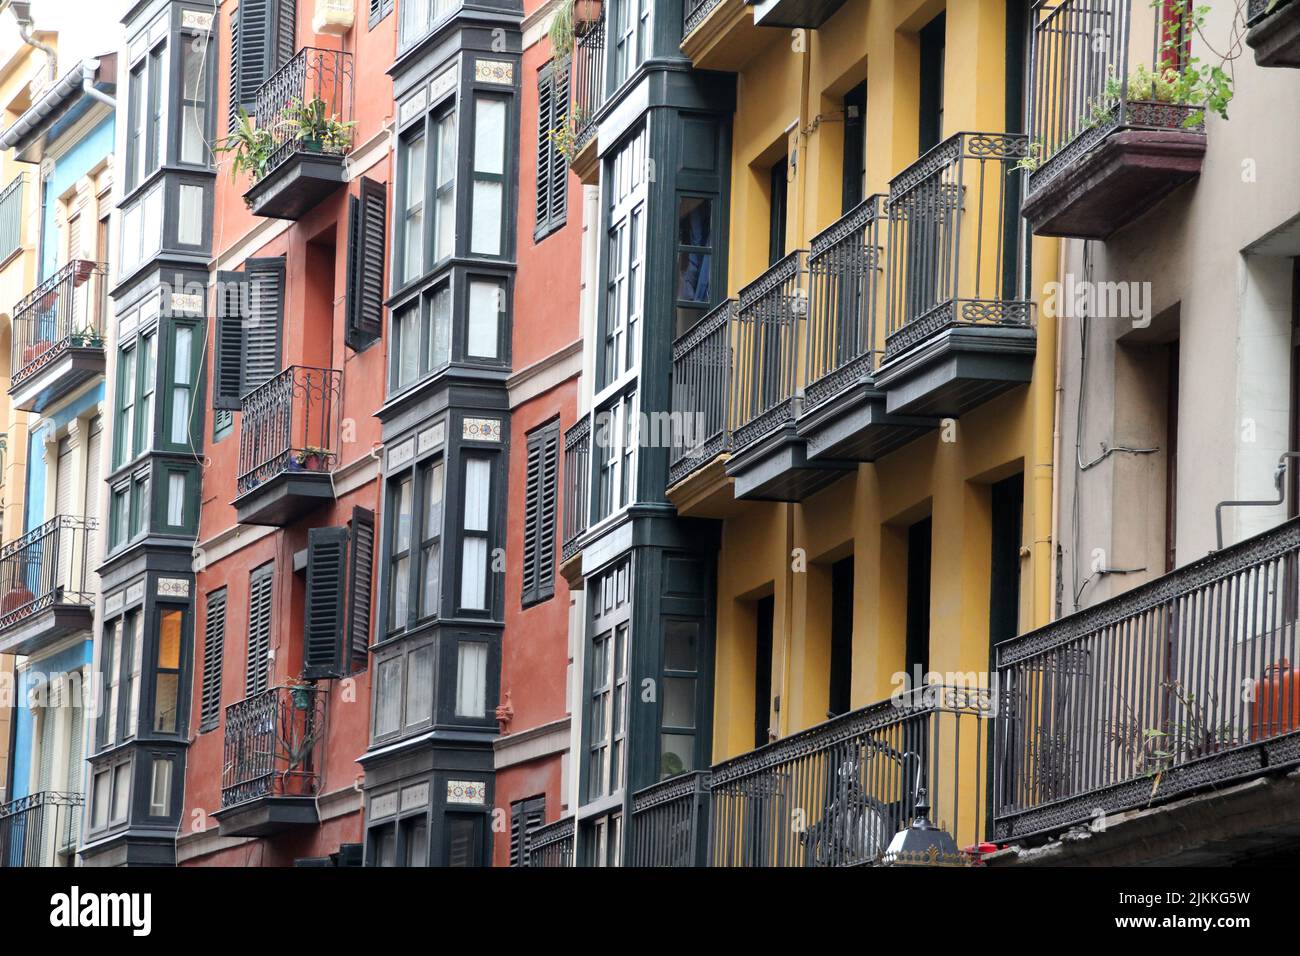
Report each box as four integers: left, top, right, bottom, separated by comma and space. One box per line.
918, 12, 946, 156
387, 454, 444, 633
125, 611, 143, 738
466, 280, 502, 359
455, 641, 487, 717
131, 472, 151, 539
419, 462, 444, 617
139, 331, 157, 451
213, 258, 285, 409
509, 795, 546, 866
99, 619, 123, 749
433, 111, 456, 261
596, 391, 636, 520
149, 758, 173, 817
229, 0, 298, 131
247, 562, 274, 697
471, 96, 507, 255
399, 131, 425, 284
586, 560, 631, 802
180, 35, 210, 165
169, 325, 194, 445
346, 178, 387, 349
375, 657, 402, 736
116, 345, 137, 467
601, 128, 647, 388
398, 0, 456, 51
369, 0, 396, 29
405, 644, 434, 726
388, 474, 414, 631
521, 422, 560, 607
200, 589, 226, 732
660, 620, 700, 779
612, 0, 651, 88
460, 457, 491, 610
535, 60, 569, 239
768, 155, 788, 266
390, 283, 452, 393
674, 196, 714, 336
427, 285, 451, 370
154, 608, 183, 733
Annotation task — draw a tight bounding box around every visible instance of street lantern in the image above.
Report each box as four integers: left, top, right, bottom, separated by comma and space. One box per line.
879, 783, 970, 867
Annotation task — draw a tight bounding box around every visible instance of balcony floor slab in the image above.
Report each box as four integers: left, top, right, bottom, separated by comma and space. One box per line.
799, 380, 938, 461
0, 604, 93, 657
726, 420, 854, 502
212, 796, 320, 838
233, 471, 336, 527
875, 325, 1037, 419
1248, 1, 1300, 68
245, 151, 348, 221
10, 347, 106, 413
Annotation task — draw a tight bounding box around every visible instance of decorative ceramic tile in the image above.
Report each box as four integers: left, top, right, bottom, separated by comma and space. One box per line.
126, 582, 145, 605
462, 418, 501, 442
157, 578, 190, 598
474, 60, 514, 85
399, 89, 427, 127
182, 10, 214, 30
446, 780, 487, 805
430, 64, 458, 102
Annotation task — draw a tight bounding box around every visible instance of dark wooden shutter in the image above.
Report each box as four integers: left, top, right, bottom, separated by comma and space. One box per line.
243, 256, 285, 395
510, 796, 546, 866
550, 63, 569, 225
228, 11, 241, 134
536, 65, 553, 231
200, 589, 227, 731
247, 564, 275, 696
304, 526, 349, 679
273, 0, 297, 74
347, 506, 375, 672
213, 269, 246, 409
522, 422, 560, 606
346, 178, 386, 350
234, 0, 271, 118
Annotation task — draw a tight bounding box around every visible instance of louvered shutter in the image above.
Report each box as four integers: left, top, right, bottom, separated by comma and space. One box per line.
246, 565, 274, 697
273, 0, 297, 74
83, 418, 102, 565
37, 707, 54, 793
536, 66, 553, 230
550, 63, 569, 225
228, 11, 241, 133
243, 257, 285, 395
200, 589, 227, 731
346, 178, 386, 350
347, 506, 375, 672
213, 270, 246, 409
303, 526, 348, 678
522, 423, 560, 606
66, 701, 84, 795
234, 0, 271, 120
510, 796, 546, 866
368, 0, 383, 28
521, 438, 542, 602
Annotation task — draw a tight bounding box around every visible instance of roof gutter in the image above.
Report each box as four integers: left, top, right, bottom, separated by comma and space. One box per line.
80, 59, 115, 110
0, 57, 113, 153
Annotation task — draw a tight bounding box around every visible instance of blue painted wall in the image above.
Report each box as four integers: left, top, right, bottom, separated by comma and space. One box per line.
10, 639, 93, 800
39, 115, 114, 281
23, 384, 104, 535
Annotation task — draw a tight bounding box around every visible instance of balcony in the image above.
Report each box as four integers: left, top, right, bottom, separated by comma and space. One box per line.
681, 0, 765, 71
9, 259, 106, 414
667, 301, 736, 512
568, 12, 606, 183
1020, 0, 1208, 239
725, 251, 854, 501
629, 686, 991, 867
0, 791, 82, 867
559, 416, 590, 584
797, 196, 936, 461
0, 516, 96, 657
243, 48, 353, 220
750, 0, 848, 29
993, 518, 1300, 858
214, 685, 326, 837
525, 816, 575, 868
234, 366, 342, 526
1247, 0, 1300, 68
874, 132, 1036, 418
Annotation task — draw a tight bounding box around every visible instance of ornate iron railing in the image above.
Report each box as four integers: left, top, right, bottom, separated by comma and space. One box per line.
0, 173, 24, 263
253, 47, 354, 181
669, 300, 734, 487
562, 416, 591, 562
630, 770, 712, 867
0, 791, 82, 867
236, 366, 342, 497
10, 259, 107, 390
684, 0, 725, 38
731, 250, 808, 452
708, 686, 991, 866
0, 515, 96, 633
526, 816, 575, 867
994, 517, 1300, 841
804, 195, 887, 411
1027, 0, 1205, 198
221, 685, 327, 809
883, 132, 1031, 360
572, 13, 606, 151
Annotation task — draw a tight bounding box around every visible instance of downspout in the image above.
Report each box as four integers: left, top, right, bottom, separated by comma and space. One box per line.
16, 18, 56, 84
80, 60, 116, 110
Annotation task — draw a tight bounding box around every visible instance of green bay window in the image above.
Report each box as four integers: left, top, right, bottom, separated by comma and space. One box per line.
400, 130, 425, 284
390, 283, 452, 393
470, 96, 507, 256
153, 607, 184, 734
179, 35, 210, 166
459, 457, 491, 611
116, 346, 137, 467
386, 448, 448, 633
388, 473, 414, 631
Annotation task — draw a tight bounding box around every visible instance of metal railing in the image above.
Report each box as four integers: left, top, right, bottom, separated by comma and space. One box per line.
804, 195, 887, 411
561, 416, 591, 562
1248, 0, 1293, 27
254, 47, 354, 181
572, 13, 606, 151
0, 173, 24, 263
221, 685, 327, 809
630, 770, 712, 867
994, 517, 1300, 841
0, 791, 82, 867
669, 300, 734, 487
237, 366, 342, 497
526, 816, 575, 867
708, 686, 991, 866
731, 250, 808, 452
0, 516, 96, 633
1027, 0, 1204, 196
684, 0, 725, 38
10, 259, 106, 390
883, 132, 1031, 360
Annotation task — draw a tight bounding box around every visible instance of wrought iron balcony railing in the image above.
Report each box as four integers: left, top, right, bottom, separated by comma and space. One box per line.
803, 195, 887, 411
525, 816, 575, 867
572, 12, 606, 151
883, 132, 1031, 359
221, 684, 327, 809
1027, 0, 1204, 194
994, 517, 1300, 842
0, 173, 24, 263
561, 416, 591, 562
0, 791, 82, 867
630, 770, 711, 867
731, 250, 808, 452
0, 515, 96, 633
253, 47, 354, 181
684, 0, 725, 38
237, 366, 342, 497
10, 259, 106, 390
669, 300, 734, 487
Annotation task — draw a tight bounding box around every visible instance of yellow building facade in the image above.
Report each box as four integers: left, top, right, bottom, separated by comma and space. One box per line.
670, 0, 1060, 852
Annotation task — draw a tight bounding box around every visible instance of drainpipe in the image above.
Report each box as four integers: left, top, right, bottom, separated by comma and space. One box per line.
80, 60, 115, 110
8, 2, 57, 84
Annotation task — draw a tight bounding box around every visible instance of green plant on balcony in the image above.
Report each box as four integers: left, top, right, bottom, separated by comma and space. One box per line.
1013, 137, 1045, 173
214, 107, 276, 186
1108, 682, 1242, 797
549, 106, 589, 166
281, 96, 356, 154
549, 0, 601, 57
291, 444, 331, 471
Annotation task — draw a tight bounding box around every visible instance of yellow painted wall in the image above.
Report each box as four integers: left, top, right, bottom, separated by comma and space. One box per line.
707, 0, 1061, 820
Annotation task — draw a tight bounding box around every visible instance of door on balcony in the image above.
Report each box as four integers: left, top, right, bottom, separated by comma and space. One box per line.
828, 556, 854, 718
918, 13, 945, 155
905, 517, 931, 687
768, 157, 788, 267
988, 473, 1023, 825
755, 594, 774, 748
842, 83, 867, 213
55, 435, 74, 599
83, 417, 101, 569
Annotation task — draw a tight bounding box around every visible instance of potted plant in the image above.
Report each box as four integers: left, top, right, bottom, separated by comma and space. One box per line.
214, 107, 276, 186
549, 0, 577, 56
286, 677, 315, 711
295, 445, 330, 471
282, 96, 356, 154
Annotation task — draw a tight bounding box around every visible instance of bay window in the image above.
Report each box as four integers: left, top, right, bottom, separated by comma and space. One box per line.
460, 457, 491, 610
154, 607, 184, 733
400, 132, 425, 284
388, 474, 414, 631
470, 96, 506, 256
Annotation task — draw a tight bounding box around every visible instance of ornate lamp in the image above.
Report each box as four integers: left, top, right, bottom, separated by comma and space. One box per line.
880, 780, 971, 867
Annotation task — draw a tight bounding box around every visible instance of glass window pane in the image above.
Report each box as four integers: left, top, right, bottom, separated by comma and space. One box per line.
662, 677, 695, 729
112, 762, 131, 822
376, 658, 402, 735
455, 642, 487, 717
466, 281, 499, 358
470, 181, 502, 255
427, 286, 451, 370
660, 733, 695, 778
664, 620, 699, 671
403, 135, 425, 281
460, 537, 487, 609
150, 757, 172, 815
405, 644, 434, 725
463, 459, 490, 531
178, 185, 203, 243
92, 770, 110, 828
473, 98, 506, 174
167, 473, 185, 525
